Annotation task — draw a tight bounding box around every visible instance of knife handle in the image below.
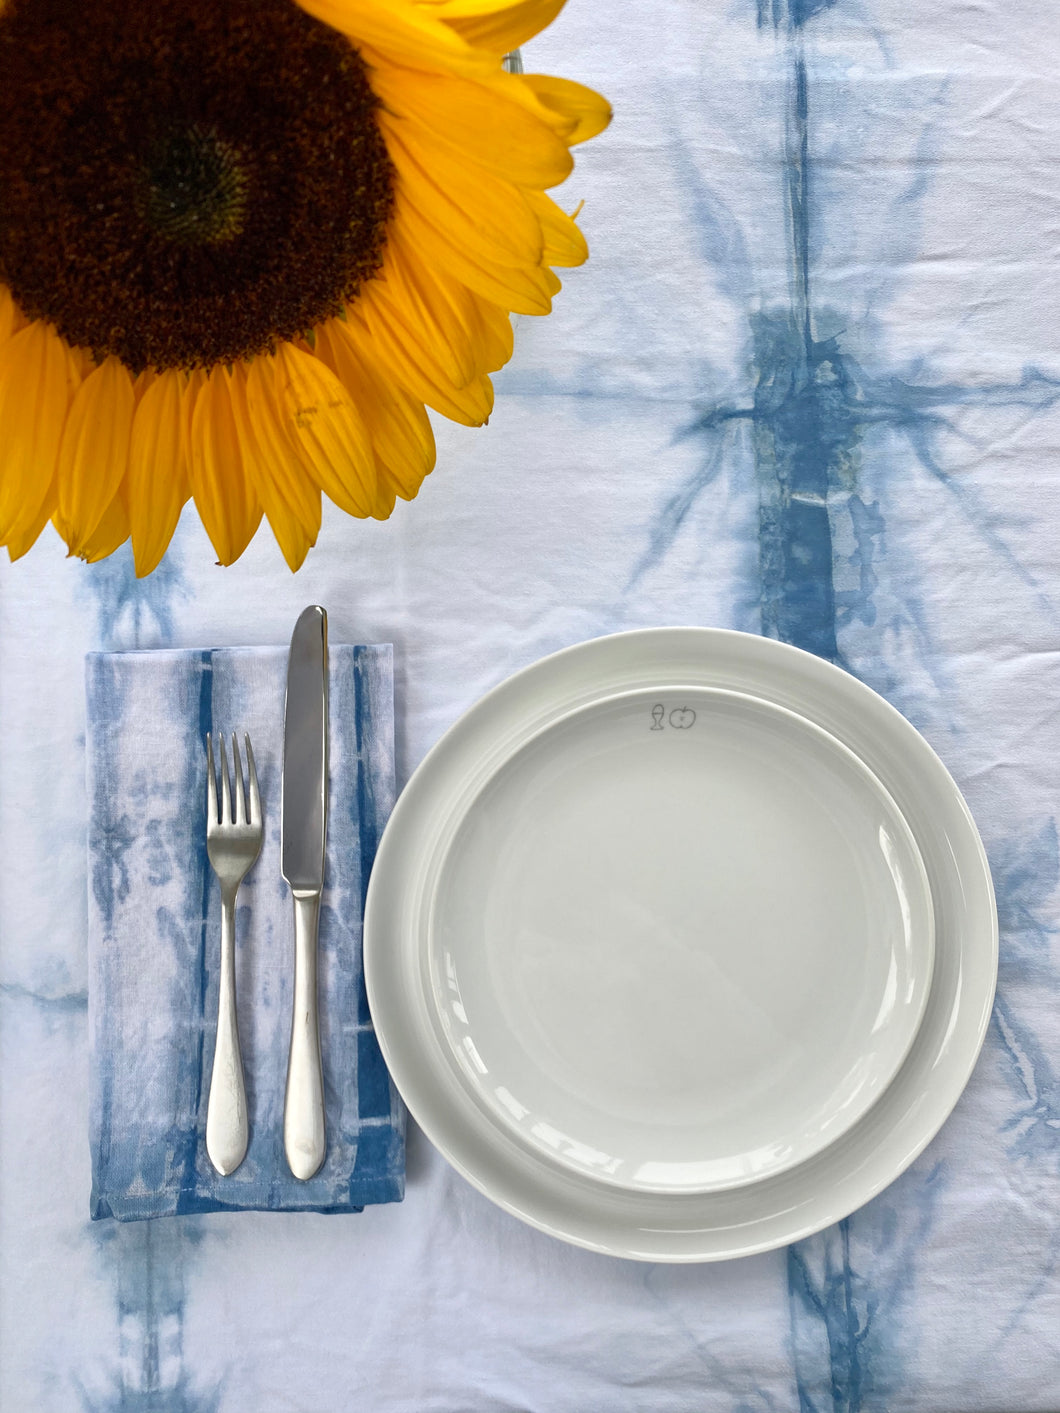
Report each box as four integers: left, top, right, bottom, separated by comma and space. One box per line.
284, 890, 327, 1180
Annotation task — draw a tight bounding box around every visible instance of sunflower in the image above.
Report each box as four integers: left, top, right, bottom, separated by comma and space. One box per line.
0, 0, 609, 573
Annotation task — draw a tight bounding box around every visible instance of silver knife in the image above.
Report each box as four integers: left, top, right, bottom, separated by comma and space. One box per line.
281, 604, 329, 1180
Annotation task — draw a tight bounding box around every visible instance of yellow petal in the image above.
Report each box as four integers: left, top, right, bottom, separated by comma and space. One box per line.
382, 110, 544, 270
372, 226, 478, 388
0, 322, 82, 546
370, 64, 573, 187
230, 360, 321, 572
315, 320, 436, 500
465, 294, 514, 373
377, 220, 511, 382
425, 0, 567, 53
525, 190, 589, 267
391, 188, 555, 316
56, 355, 135, 553
516, 74, 612, 145
348, 287, 495, 426
127, 371, 191, 578
74, 483, 131, 563
182, 367, 207, 456
188, 366, 262, 566
298, 0, 495, 77
5, 487, 56, 562
250, 344, 381, 519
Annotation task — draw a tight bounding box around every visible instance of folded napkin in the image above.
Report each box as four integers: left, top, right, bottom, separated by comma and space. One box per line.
85, 644, 404, 1220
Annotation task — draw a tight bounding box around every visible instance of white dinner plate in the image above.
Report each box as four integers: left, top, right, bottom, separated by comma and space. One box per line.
365, 629, 997, 1260
429, 685, 934, 1193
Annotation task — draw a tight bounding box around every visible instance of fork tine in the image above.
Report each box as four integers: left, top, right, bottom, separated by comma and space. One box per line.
206, 734, 218, 825
231, 733, 247, 824
244, 734, 261, 827
218, 733, 232, 824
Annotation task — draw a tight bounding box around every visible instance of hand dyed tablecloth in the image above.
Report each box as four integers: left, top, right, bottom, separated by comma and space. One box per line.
1, 0, 1058, 1407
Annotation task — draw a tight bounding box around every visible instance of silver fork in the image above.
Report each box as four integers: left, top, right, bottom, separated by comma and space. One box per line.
205, 732, 263, 1176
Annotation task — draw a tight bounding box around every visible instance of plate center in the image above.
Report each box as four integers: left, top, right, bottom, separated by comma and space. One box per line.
429, 687, 932, 1192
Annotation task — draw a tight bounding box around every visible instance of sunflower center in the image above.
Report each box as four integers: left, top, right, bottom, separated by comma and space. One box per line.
0, 0, 395, 371
140, 127, 249, 247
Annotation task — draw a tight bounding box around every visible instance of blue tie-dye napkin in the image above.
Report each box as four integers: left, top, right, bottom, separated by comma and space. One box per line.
85, 644, 404, 1221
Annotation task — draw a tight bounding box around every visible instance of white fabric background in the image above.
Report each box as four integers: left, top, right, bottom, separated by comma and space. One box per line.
2, 0, 1059, 1407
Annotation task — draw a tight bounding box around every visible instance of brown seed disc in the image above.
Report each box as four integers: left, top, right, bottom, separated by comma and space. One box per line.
0, 0, 395, 370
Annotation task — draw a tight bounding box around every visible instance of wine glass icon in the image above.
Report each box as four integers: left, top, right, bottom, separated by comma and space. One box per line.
650, 704, 665, 730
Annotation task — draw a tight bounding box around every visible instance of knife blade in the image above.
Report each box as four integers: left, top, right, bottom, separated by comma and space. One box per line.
281, 604, 329, 1180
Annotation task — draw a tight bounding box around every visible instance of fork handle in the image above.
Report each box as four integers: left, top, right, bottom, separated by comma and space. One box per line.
284, 890, 326, 1180
206, 887, 249, 1176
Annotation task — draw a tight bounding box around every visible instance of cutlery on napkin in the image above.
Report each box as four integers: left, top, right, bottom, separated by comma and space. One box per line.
85, 642, 404, 1220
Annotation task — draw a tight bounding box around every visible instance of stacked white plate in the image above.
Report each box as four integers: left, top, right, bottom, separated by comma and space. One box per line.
364, 629, 997, 1260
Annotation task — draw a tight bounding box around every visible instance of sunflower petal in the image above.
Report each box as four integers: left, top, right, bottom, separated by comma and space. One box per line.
380, 220, 512, 380
515, 74, 612, 144
251, 344, 382, 519
464, 293, 514, 373
299, 0, 495, 76
392, 188, 555, 316
5, 488, 56, 562
0, 321, 82, 547
370, 64, 573, 187
74, 483, 131, 563
424, 0, 567, 53
231, 360, 321, 571
348, 287, 495, 426
187, 366, 262, 566
382, 111, 544, 270
524, 190, 589, 267
127, 371, 190, 578
55, 354, 135, 553
373, 226, 478, 387
315, 319, 436, 500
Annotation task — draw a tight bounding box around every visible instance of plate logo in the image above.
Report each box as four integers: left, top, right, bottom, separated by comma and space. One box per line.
649, 703, 697, 730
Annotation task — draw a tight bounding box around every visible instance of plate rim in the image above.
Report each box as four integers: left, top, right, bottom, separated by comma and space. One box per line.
365, 627, 998, 1261
419, 678, 937, 1195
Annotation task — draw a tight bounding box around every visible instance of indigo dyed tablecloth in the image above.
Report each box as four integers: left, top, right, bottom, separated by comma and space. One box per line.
1, 0, 1058, 1406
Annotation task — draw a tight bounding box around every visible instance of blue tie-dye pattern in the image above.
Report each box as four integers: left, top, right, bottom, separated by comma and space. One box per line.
637, 1, 1060, 1406
635, 12, 1060, 669
82, 542, 187, 650
82, 547, 199, 1411
173, 653, 214, 1214
788, 1168, 944, 1413
87, 646, 402, 1220
83, 1223, 220, 1413
0, 980, 87, 1012
758, 0, 840, 28
78, 525, 400, 1411
990, 821, 1060, 1166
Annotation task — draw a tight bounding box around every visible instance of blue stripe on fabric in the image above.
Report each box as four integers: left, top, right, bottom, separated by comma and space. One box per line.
175, 650, 214, 1216
355, 1029, 394, 1120
353, 646, 378, 916
87, 652, 121, 1221
351, 647, 403, 1185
